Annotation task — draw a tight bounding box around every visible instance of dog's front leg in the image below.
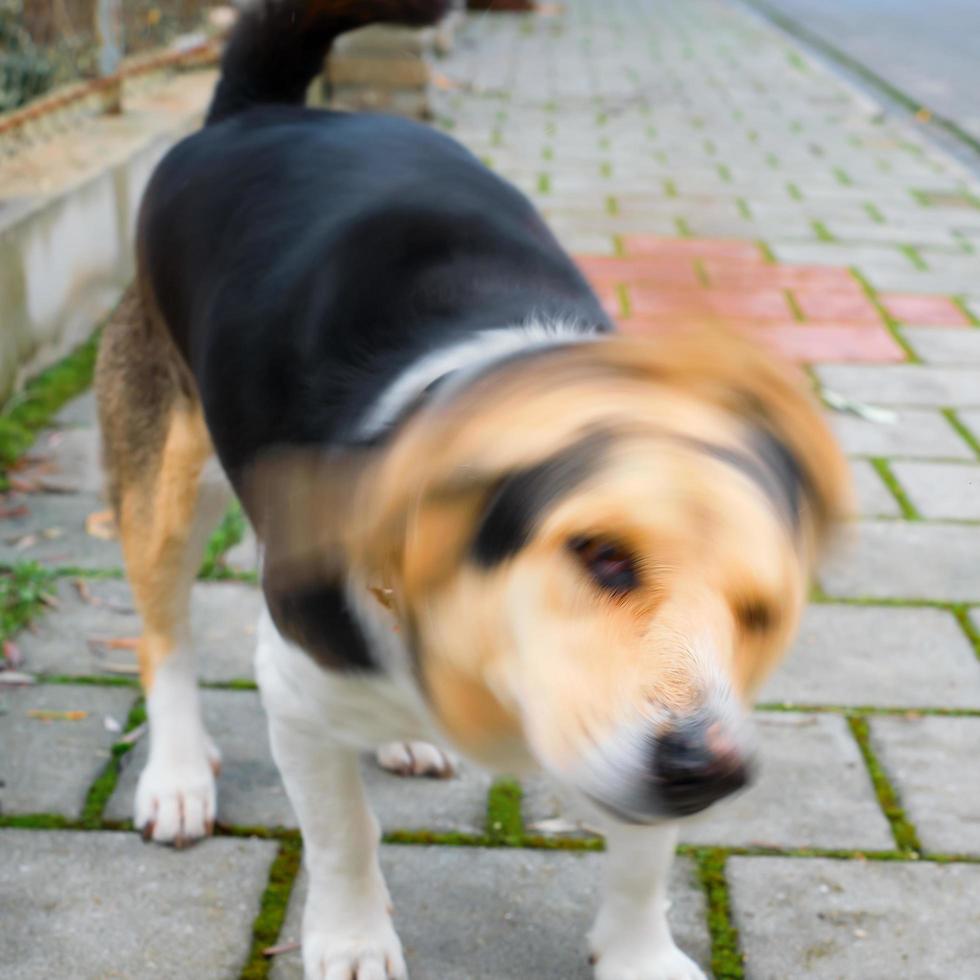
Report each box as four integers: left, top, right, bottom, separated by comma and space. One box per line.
267, 712, 405, 980
589, 821, 706, 980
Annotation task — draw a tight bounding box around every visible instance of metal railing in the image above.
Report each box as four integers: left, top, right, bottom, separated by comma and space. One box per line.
1, 0, 210, 112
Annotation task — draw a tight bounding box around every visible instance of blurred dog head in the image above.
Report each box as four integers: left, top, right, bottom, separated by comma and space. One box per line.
251, 330, 851, 821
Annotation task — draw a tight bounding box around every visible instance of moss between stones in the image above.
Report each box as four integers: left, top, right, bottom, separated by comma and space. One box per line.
240, 837, 303, 980
849, 268, 920, 362
0, 330, 100, 489
951, 296, 980, 326
0, 561, 57, 642
486, 777, 523, 844
951, 606, 980, 663
811, 220, 835, 243
80, 697, 146, 827
869, 457, 920, 520
847, 715, 922, 855
694, 848, 744, 979
941, 408, 980, 459
756, 701, 980, 718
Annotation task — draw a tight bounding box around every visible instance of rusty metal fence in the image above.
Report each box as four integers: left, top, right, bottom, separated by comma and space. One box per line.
1, 0, 211, 111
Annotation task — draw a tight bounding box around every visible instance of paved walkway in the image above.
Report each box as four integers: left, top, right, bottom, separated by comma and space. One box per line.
2, 2, 980, 978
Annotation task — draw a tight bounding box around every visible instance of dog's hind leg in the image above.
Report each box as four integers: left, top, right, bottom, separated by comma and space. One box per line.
96, 288, 233, 845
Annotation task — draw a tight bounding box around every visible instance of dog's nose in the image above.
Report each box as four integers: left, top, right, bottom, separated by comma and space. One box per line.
652, 724, 751, 817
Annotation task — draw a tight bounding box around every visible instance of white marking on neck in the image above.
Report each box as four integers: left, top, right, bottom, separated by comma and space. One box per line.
357, 319, 600, 440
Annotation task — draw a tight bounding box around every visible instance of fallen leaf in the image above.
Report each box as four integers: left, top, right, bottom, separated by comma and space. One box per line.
914, 107, 932, 123
85, 509, 118, 540
87, 635, 140, 651
28, 709, 89, 721
0, 503, 30, 519
431, 70, 461, 91
536, 1, 566, 14
40, 592, 60, 609
2, 639, 23, 669
116, 722, 147, 747
262, 941, 301, 958
40, 527, 64, 540
11, 533, 38, 550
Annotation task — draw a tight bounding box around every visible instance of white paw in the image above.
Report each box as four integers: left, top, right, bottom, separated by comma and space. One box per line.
375, 740, 455, 778
134, 738, 221, 847
303, 918, 407, 980
591, 940, 706, 980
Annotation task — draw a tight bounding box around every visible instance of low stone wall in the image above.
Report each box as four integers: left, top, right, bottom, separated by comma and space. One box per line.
0, 70, 214, 407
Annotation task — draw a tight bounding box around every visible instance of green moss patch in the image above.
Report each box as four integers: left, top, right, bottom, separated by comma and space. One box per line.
486, 777, 523, 844
869, 458, 920, 520
0, 331, 100, 488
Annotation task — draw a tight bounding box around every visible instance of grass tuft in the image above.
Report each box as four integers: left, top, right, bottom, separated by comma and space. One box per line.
199, 501, 248, 579
869, 458, 920, 520
0, 562, 57, 642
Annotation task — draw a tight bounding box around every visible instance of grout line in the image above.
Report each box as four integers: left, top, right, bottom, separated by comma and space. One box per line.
847, 714, 923, 855
869, 457, 921, 520
941, 408, 980, 460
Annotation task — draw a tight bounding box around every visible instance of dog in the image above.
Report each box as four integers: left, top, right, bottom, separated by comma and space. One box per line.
95, 2, 852, 977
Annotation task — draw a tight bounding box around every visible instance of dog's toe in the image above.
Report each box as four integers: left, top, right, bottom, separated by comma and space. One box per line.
375, 740, 455, 778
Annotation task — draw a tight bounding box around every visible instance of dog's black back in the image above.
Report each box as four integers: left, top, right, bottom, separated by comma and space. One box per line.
139, 1, 610, 487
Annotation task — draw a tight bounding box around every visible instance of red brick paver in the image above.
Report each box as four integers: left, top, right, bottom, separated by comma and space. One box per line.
574, 236, 967, 364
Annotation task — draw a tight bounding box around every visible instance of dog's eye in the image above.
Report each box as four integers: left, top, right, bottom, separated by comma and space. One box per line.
569, 536, 639, 595
736, 599, 776, 633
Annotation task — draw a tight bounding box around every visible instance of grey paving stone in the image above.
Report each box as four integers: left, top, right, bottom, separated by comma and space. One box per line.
523, 714, 892, 851
0, 829, 276, 980
15, 577, 260, 682
23, 427, 103, 494
106, 689, 491, 834
0, 491, 122, 569
820, 520, 980, 601
760, 604, 980, 709
52, 390, 97, 427
869, 716, 980, 856
827, 407, 974, 459
271, 849, 710, 980
728, 856, 980, 980
0, 684, 137, 817
899, 327, 980, 367
816, 365, 980, 408
890, 461, 980, 520
850, 459, 901, 517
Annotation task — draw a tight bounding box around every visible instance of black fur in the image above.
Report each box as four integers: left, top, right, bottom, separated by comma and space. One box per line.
471, 432, 610, 566
265, 581, 375, 671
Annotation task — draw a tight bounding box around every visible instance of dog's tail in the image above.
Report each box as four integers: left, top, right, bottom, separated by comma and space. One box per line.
206, 0, 449, 124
